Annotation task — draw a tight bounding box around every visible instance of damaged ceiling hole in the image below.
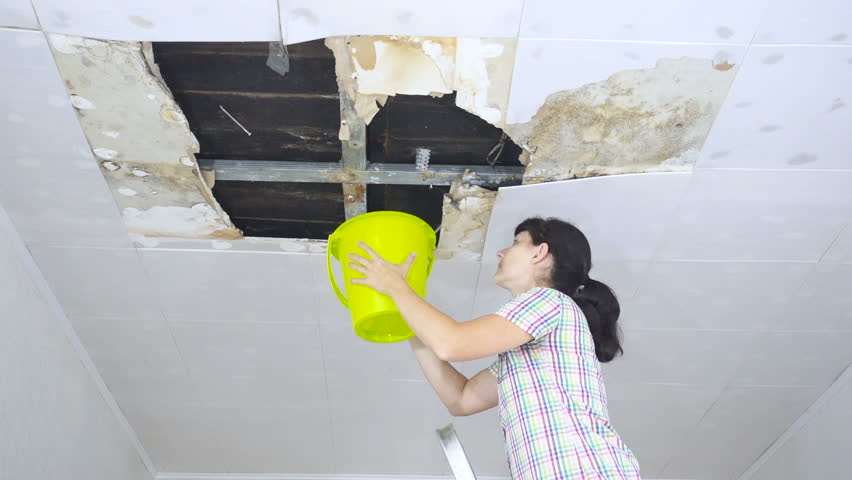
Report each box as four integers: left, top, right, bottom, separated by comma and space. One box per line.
151, 39, 523, 243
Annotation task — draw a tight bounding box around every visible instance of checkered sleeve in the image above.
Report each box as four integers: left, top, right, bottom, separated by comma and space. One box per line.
486, 357, 500, 377
496, 287, 562, 340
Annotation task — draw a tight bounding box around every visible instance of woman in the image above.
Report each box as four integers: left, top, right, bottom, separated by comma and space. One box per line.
348, 216, 640, 479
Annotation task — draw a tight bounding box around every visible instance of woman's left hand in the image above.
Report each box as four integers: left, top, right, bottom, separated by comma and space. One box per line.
348, 241, 417, 297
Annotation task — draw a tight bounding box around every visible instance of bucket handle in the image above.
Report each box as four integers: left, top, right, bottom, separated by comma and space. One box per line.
327, 235, 348, 308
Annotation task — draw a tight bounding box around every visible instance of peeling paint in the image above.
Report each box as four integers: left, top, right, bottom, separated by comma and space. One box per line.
122, 204, 238, 238
328, 35, 515, 128
47, 34, 240, 239
435, 177, 497, 260
70, 94, 95, 110
506, 57, 738, 183
325, 37, 388, 130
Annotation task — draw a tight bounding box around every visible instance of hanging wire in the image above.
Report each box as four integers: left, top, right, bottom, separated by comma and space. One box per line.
486, 132, 508, 167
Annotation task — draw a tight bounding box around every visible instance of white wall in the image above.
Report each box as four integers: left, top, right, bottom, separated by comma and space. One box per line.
746, 368, 852, 480
0, 206, 153, 480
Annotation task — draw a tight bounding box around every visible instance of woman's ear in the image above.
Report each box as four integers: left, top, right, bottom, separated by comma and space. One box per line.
534, 242, 550, 262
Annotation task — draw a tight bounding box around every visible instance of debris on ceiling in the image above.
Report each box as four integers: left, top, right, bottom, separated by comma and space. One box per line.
43, 32, 739, 259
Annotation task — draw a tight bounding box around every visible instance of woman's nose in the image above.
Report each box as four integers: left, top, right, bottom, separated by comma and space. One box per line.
496, 250, 504, 260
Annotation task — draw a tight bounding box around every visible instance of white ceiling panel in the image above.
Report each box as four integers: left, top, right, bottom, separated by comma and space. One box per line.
605, 383, 721, 478
731, 331, 852, 387
168, 322, 325, 389
773, 263, 852, 330
320, 319, 425, 383
662, 385, 822, 479
325, 375, 451, 475
627, 261, 812, 330
520, 0, 768, 44
507, 38, 747, 124
452, 408, 509, 478
655, 169, 852, 261
425, 259, 480, 323
589, 261, 650, 303
0, 28, 129, 248
0, 0, 38, 29
124, 403, 335, 473
30, 0, 279, 41
755, 0, 852, 45
282, 0, 525, 44
139, 248, 325, 324
27, 245, 161, 319
471, 261, 512, 318
71, 314, 184, 379
748, 380, 852, 480
600, 329, 758, 388
696, 45, 852, 170
482, 173, 692, 262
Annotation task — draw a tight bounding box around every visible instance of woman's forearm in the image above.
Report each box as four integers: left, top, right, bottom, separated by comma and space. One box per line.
390, 283, 460, 359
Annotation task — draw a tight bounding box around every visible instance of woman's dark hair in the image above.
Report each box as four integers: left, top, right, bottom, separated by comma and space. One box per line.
515, 217, 623, 363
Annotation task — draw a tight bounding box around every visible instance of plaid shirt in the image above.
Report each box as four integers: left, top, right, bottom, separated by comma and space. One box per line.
488, 287, 640, 479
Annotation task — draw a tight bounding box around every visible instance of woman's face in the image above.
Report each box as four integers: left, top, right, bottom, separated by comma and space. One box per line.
494, 231, 538, 288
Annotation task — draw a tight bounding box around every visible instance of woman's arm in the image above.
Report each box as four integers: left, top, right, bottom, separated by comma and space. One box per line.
409, 337, 498, 416
348, 242, 532, 361
392, 285, 532, 362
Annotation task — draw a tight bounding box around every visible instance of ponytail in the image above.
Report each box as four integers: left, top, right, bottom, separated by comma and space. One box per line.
515, 217, 623, 363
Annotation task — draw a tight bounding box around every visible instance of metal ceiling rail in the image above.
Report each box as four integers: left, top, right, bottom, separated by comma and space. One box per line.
198, 159, 525, 189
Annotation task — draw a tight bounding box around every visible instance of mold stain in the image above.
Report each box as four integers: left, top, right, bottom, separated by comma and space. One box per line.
506, 57, 739, 182
128, 15, 154, 29
788, 153, 818, 165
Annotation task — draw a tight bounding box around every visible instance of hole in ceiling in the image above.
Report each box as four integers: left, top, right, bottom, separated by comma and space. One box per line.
152, 39, 521, 240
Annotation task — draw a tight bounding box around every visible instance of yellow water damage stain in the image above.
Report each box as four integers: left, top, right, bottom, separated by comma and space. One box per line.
506, 57, 739, 183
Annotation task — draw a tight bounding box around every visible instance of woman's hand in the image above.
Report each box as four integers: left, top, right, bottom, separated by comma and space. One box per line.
348, 241, 417, 297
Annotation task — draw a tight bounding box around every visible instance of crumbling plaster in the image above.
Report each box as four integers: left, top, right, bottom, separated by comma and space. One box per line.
47, 34, 241, 239
43, 32, 739, 259
333, 35, 739, 257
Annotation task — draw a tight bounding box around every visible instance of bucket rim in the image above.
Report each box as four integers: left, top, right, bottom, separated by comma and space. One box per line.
330, 210, 437, 243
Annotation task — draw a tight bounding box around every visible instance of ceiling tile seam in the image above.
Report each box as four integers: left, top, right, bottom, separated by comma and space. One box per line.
642, 172, 696, 265
137, 247, 327, 256
661, 319, 802, 475
0, 24, 39, 31
156, 472, 512, 480
693, 167, 852, 173
749, 42, 852, 48
653, 259, 817, 264
23, 242, 137, 252
816, 222, 850, 263
726, 383, 835, 389
166, 319, 326, 327
310, 319, 338, 474
131, 240, 194, 402
461, 257, 486, 375
25, 0, 40, 29
658, 308, 774, 474
0, 205, 157, 476
656, 379, 727, 475
516, 37, 752, 47
620, 327, 780, 333
737, 362, 852, 480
